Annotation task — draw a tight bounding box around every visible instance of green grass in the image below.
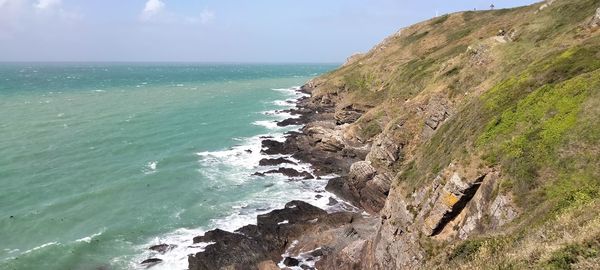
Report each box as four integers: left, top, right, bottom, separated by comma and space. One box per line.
544, 239, 600, 269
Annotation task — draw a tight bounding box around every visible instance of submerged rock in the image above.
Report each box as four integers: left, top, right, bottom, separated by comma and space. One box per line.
141, 258, 163, 268
259, 157, 297, 166
283, 257, 300, 266
149, 244, 176, 254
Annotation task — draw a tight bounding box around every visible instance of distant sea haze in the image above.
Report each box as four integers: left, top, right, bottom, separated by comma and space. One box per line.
0, 63, 336, 269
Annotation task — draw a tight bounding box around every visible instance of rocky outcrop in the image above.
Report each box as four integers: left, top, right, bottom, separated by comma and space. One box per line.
367, 132, 403, 167
254, 168, 314, 179
326, 161, 390, 213
335, 106, 364, 125
418, 96, 452, 139
590, 7, 600, 28
258, 157, 297, 166
188, 201, 370, 270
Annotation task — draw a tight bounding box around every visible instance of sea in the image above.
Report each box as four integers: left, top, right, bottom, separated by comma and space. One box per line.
0, 63, 339, 270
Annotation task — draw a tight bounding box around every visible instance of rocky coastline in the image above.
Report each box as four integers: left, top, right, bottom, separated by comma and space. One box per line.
139, 82, 383, 270
183, 83, 381, 270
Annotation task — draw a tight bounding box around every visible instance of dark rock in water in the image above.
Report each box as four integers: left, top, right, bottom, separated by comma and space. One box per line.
188, 201, 344, 270
252, 172, 266, 177
190, 229, 269, 270
259, 136, 274, 139
301, 265, 315, 270
259, 157, 297, 166
327, 197, 339, 206
245, 149, 253, 153
283, 257, 300, 266
315, 194, 324, 199
277, 118, 303, 127
141, 258, 163, 267
261, 139, 297, 155
149, 244, 176, 254
262, 168, 313, 179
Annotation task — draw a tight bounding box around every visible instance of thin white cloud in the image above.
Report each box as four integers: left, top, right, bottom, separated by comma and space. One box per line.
141, 0, 165, 21
199, 9, 215, 24
34, 0, 61, 10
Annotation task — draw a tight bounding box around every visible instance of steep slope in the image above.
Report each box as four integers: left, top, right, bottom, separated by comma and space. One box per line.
187, 1, 600, 269
303, 0, 600, 268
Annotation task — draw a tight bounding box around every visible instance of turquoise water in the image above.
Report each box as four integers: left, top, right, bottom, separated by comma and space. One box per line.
0, 63, 337, 270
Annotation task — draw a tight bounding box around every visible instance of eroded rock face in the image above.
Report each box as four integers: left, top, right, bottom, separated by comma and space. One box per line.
421, 172, 486, 236
419, 97, 452, 139
325, 162, 390, 214
335, 106, 364, 125
188, 201, 360, 270
367, 131, 403, 167
590, 7, 600, 28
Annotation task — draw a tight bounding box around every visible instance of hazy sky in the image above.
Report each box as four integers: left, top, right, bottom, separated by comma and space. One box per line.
0, 0, 540, 62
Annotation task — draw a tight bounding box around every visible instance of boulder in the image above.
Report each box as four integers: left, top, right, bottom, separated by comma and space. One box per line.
334, 107, 363, 125
259, 158, 297, 166
348, 161, 376, 186
590, 7, 600, 28
261, 168, 314, 179
283, 257, 300, 267
149, 244, 176, 254
367, 133, 403, 167
141, 258, 163, 268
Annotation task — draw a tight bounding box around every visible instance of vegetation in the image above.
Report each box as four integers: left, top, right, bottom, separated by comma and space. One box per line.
310, 0, 600, 267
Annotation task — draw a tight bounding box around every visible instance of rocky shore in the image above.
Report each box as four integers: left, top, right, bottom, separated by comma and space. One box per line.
182, 83, 382, 270
139, 1, 600, 269
138, 82, 388, 269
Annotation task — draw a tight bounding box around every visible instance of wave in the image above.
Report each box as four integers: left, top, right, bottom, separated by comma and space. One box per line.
131, 86, 354, 269
74, 230, 104, 243
21, 242, 60, 255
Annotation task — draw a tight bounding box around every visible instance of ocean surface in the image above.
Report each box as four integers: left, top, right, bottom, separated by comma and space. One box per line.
0, 63, 338, 270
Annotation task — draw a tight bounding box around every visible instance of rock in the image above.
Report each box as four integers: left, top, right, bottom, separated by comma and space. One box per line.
189, 201, 349, 270
334, 106, 364, 125
277, 118, 303, 127
283, 257, 300, 267
258, 201, 328, 227
367, 132, 403, 167
422, 172, 486, 236
590, 7, 600, 28
189, 228, 269, 270
245, 149, 253, 153
261, 139, 296, 155
348, 161, 376, 185
319, 135, 344, 152
262, 168, 314, 179
259, 157, 297, 166
537, 0, 555, 12
489, 194, 518, 228
149, 244, 176, 254
141, 258, 163, 267
327, 197, 339, 206
420, 96, 452, 138
258, 260, 281, 270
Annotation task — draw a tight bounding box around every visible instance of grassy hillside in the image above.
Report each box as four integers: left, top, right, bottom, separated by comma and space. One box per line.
310, 0, 600, 268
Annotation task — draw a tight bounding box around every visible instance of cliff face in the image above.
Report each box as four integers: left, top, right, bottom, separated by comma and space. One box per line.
304, 0, 600, 268
187, 0, 600, 269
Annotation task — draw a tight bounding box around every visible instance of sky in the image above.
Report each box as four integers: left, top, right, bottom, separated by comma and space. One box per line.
0, 0, 541, 63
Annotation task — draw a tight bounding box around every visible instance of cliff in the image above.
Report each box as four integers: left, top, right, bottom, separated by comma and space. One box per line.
187, 0, 600, 269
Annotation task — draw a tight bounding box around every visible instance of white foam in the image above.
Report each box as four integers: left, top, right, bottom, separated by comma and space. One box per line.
252, 120, 281, 130
143, 161, 158, 174
75, 230, 104, 243
131, 85, 357, 269
22, 242, 59, 255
